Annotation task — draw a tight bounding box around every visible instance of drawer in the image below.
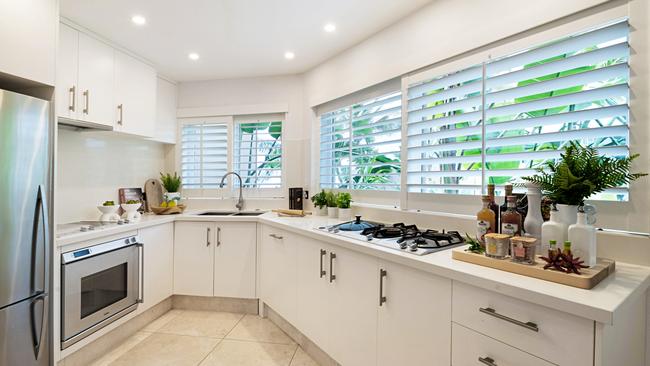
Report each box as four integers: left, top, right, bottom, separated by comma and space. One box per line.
453, 281, 593, 366
452, 323, 554, 366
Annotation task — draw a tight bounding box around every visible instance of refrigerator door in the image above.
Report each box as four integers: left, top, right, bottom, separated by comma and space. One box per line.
0, 90, 51, 308
0, 294, 49, 366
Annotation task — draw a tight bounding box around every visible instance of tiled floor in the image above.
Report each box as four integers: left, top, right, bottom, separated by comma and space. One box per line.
90, 310, 320, 366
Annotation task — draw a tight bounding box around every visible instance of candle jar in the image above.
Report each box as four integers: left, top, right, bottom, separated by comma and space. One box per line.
484, 233, 511, 259
510, 236, 538, 264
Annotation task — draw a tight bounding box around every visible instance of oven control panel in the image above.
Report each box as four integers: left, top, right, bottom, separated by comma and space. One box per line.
62, 235, 140, 264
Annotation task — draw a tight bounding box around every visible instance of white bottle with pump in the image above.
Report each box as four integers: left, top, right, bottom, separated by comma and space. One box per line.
568, 206, 597, 267
541, 207, 567, 253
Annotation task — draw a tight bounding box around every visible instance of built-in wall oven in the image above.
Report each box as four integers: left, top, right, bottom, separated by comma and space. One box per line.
61, 235, 143, 349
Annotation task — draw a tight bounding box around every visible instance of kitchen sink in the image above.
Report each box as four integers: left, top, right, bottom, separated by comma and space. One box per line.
231, 212, 265, 216
198, 211, 238, 216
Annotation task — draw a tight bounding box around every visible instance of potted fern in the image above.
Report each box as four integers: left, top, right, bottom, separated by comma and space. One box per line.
522, 142, 646, 225
160, 172, 182, 205
337, 192, 352, 221
311, 190, 328, 216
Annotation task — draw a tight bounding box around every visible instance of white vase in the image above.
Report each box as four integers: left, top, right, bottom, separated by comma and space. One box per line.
541, 209, 568, 253
568, 211, 597, 267
315, 206, 328, 216
523, 182, 543, 242
555, 204, 579, 226
327, 207, 338, 218
338, 208, 352, 221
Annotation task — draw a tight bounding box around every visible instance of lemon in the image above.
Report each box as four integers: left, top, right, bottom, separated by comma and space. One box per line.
160, 201, 168, 208
168, 200, 177, 207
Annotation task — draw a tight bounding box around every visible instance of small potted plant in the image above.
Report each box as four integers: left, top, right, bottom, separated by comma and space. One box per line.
311, 190, 328, 216
325, 191, 339, 218
160, 172, 182, 204
337, 192, 352, 221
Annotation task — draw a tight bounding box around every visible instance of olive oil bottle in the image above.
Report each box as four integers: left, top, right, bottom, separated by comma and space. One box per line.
477, 195, 496, 243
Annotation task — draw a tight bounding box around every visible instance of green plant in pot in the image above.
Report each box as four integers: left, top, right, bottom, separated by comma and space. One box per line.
325, 191, 339, 218
336, 192, 352, 220
311, 190, 328, 216
522, 141, 646, 225
160, 172, 182, 204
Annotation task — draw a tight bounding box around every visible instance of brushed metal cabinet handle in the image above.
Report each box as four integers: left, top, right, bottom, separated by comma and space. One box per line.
319, 249, 326, 278
379, 269, 387, 306
479, 307, 539, 332
206, 227, 211, 246
478, 356, 497, 366
82, 90, 89, 114
217, 227, 221, 246
69, 86, 76, 112
329, 252, 336, 283
117, 104, 123, 125
269, 234, 283, 240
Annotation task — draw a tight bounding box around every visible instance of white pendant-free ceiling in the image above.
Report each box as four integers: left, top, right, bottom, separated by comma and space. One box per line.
60, 0, 433, 81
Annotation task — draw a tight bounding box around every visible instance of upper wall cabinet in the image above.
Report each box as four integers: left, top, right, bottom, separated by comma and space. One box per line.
152, 77, 178, 144
0, 0, 57, 86
57, 23, 114, 128
114, 50, 156, 137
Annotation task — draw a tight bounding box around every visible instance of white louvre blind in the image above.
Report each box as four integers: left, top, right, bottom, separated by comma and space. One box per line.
407, 20, 631, 200
320, 91, 401, 190
181, 123, 228, 189
234, 121, 282, 188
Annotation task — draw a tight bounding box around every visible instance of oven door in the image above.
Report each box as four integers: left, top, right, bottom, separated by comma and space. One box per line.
62, 244, 139, 345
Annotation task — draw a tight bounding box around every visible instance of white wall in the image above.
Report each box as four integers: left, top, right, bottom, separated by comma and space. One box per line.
56, 128, 169, 223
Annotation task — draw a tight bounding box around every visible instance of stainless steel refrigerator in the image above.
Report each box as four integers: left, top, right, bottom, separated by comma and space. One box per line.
0, 89, 52, 366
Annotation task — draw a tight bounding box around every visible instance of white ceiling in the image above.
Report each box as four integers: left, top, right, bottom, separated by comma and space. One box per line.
60, 0, 433, 82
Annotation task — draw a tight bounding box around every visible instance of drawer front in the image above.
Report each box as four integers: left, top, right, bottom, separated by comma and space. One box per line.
452, 281, 593, 366
452, 323, 554, 366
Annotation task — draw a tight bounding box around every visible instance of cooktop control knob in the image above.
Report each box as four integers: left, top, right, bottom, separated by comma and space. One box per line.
408, 242, 419, 252
399, 241, 408, 249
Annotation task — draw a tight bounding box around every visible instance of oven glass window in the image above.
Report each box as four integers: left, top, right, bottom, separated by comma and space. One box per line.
80, 263, 127, 318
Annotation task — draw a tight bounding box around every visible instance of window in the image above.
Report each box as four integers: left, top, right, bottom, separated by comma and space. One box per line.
406, 20, 630, 200
234, 119, 283, 188
180, 121, 228, 189
320, 91, 402, 191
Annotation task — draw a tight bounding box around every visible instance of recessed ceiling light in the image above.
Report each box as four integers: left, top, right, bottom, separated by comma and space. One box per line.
131, 15, 146, 25
324, 23, 336, 33
284, 51, 295, 60
188, 52, 200, 61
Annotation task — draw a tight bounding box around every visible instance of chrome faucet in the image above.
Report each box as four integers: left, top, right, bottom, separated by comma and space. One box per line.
219, 172, 244, 211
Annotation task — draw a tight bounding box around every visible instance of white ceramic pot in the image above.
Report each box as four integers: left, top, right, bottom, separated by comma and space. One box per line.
315, 206, 328, 216
327, 207, 338, 218
555, 204, 579, 226
120, 203, 142, 221
338, 208, 352, 221
97, 205, 120, 222
164, 192, 181, 202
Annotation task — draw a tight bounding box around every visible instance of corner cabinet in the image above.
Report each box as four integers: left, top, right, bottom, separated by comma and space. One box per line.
174, 221, 256, 298
260, 226, 297, 322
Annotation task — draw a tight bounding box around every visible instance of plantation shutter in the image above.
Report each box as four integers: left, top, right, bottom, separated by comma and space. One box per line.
406, 65, 484, 195
483, 20, 630, 199
320, 91, 402, 191
234, 121, 283, 188
180, 123, 228, 189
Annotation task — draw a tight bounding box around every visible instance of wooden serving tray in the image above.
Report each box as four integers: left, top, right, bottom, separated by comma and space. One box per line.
452, 247, 615, 289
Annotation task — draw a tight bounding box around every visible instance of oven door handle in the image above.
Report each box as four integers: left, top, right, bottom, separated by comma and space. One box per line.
136, 243, 144, 304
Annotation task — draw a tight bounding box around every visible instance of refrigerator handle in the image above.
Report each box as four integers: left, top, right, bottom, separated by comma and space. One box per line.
30, 185, 49, 294
29, 292, 47, 358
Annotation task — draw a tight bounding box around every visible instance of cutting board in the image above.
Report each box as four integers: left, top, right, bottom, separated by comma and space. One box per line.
452, 246, 615, 289
144, 179, 164, 212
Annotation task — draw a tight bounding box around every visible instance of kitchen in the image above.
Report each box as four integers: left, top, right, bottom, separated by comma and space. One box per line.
1, 0, 650, 365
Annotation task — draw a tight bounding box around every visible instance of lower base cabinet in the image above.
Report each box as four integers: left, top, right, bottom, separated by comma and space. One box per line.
260, 226, 297, 323
137, 222, 174, 312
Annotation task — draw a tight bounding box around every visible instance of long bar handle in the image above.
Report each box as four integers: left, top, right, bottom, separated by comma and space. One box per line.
206, 227, 211, 246
479, 307, 539, 332
69, 86, 76, 112
82, 90, 89, 114
319, 249, 326, 278
329, 252, 336, 283
117, 104, 123, 125
217, 227, 221, 246
136, 243, 144, 304
478, 356, 497, 366
379, 269, 387, 306
269, 233, 283, 239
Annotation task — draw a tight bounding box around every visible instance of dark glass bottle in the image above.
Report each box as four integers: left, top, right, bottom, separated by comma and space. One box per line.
487, 184, 499, 233
499, 184, 513, 216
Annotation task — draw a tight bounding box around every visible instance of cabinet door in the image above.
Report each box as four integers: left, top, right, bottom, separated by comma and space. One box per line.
214, 222, 257, 298
153, 77, 178, 144
296, 239, 331, 351
56, 24, 79, 120
138, 223, 174, 311
328, 246, 377, 366
173, 221, 215, 296
77, 33, 114, 127
114, 51, 156, 137
260, 225, 296, 322
377, 261, 452, 366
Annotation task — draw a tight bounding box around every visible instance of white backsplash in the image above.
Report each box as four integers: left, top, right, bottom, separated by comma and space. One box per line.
56, 128, 171, 224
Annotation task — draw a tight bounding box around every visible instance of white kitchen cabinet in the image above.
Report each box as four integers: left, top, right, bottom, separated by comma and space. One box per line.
77, 32, 115, 127
0, 0, 57, 85
114, 50, 157, 137
56, 24, 79, 120
213, 222, 257, 298
377, 260, 451, 366
260, 225, 297, 323
173, 221, 215, 296
153, 77, 178, 144
138, 223, 174, 312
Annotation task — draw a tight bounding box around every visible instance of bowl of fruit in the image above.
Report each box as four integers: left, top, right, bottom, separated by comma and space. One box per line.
151, 199, 186, 215
97, 201, 120, 222
120, 200, 142, 221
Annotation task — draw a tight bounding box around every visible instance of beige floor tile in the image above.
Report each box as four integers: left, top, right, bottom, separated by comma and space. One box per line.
141, 309, 183, 332
199, 339, 297, 366
226, 314, 295, 345
290, 347, 321, 366
157, 310, 244, 338
89, 331, 153, 366
108, 333, 220, 366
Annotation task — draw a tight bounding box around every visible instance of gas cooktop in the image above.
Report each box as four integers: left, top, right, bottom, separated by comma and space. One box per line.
318, 216, 465, 256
